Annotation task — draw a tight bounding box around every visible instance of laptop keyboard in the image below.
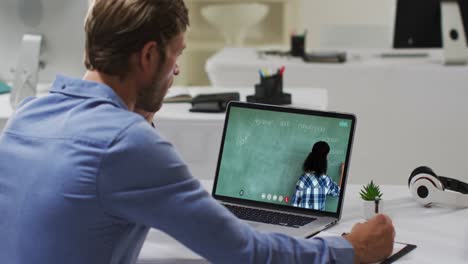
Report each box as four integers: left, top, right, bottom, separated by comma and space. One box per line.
224, 204, 316, 228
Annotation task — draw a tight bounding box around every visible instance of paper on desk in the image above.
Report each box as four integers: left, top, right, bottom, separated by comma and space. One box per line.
164, 87, 193, 103
316, 231, 408, 263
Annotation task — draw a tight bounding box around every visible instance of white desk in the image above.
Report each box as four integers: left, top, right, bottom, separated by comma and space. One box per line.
138, 179, 468, 264
0, 93, 12, 130
0, 86, 327, 180
0, 83, 50, 130
206, 48, 468, 185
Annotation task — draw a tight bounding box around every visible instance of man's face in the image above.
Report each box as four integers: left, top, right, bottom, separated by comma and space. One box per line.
136, 32, 186, 112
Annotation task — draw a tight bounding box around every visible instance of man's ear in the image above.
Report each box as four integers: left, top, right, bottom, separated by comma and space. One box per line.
139, 41, 159, 73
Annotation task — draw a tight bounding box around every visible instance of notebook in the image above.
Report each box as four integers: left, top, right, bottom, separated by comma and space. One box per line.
212, 102, 356, 238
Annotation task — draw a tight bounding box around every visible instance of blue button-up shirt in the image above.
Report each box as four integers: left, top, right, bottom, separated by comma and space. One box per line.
0, 75, 354, 264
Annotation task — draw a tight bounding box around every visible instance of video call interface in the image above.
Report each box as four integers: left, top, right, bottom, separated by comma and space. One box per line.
215, 106, 353, 213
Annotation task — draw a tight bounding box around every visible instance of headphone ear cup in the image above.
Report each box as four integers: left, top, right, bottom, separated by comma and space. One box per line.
408, 166, 437, 187
409, 167, 468, 208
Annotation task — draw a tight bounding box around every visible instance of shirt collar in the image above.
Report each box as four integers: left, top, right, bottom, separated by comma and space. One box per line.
305, 172, 324, 186
305, 172, 320, 177
49, 75, 128, 110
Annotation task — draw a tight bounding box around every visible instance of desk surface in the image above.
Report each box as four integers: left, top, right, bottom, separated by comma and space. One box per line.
155, 86, 327, 121
206, 48, 468, 90
138, 180, 468, 264
207, 48, 465, 71
0, 92, 13, 119
0, 86, 328, 121
0, 83, 51, 120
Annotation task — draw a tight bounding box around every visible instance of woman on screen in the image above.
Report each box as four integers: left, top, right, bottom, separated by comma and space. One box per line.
291, 141, 341, 210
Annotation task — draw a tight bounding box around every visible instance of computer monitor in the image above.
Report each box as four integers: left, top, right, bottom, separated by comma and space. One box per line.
393, 0, 468, 48
0, 0, 89, 106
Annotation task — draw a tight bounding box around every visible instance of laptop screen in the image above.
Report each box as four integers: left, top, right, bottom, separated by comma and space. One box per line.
213, 102, 356, 216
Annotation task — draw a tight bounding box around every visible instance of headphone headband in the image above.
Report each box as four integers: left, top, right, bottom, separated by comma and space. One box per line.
438, 176, 468, 194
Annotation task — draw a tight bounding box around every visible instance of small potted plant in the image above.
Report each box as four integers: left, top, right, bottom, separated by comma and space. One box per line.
360, 180, 383, 219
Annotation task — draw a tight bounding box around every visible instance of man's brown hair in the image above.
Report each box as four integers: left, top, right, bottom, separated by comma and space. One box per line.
84, 0, 189, 78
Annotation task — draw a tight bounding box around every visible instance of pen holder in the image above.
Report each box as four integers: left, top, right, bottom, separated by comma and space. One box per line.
290, 35, 305, 57
247, 73, 291, 105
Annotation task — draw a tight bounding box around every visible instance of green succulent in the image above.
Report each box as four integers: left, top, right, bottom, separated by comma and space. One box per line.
360, 180, 383, 201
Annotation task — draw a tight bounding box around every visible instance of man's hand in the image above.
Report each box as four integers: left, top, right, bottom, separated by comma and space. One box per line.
134, 108, 155, 125
344, 214, 395, 263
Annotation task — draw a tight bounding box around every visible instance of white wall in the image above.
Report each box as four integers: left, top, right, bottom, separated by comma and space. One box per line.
0, 0, 87, 84
298, 0, 396, 49
293, 0, 468, 187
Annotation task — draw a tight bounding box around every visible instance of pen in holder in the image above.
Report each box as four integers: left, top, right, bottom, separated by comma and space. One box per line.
247, 67, 291, 105
290, 32, 306, 57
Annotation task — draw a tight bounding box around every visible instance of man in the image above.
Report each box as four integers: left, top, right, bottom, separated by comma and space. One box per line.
0, 0, 394, 263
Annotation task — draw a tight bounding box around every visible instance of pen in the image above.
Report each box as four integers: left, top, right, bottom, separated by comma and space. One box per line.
279, 66, 285, 76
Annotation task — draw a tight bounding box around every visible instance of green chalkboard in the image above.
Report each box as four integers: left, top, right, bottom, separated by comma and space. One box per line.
215, 106, 353, 213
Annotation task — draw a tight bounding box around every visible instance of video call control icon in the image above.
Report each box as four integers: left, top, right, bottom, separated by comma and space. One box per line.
260, 193, 288, 204
260, 194, 289, 203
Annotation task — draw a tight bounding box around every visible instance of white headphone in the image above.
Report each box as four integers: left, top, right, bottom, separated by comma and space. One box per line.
408, 166, 468, 208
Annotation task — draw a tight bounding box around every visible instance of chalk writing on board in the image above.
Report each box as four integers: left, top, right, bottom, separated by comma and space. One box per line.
236, 135, 250, 146
298, 123, 326, 133
330, 149, 345, 155
319, 137, 338, 143
254, 119, 273, 126
279, 120, 290, 127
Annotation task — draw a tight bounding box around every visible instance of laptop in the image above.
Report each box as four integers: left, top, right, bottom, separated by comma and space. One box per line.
212, 102, 356, 238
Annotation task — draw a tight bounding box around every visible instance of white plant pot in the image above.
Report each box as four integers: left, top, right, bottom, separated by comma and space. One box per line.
362, 199, 384, 220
